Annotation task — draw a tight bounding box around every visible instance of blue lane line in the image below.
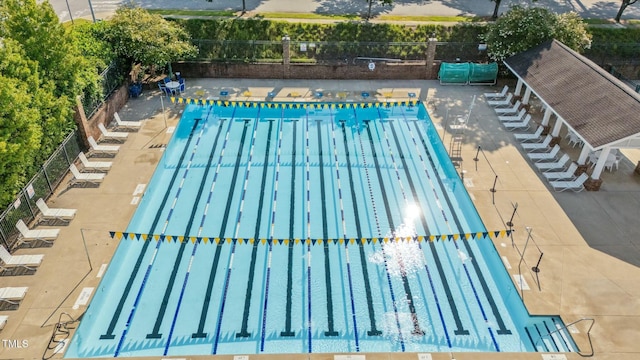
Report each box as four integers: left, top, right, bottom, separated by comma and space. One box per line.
169, 109, 236, 344
114, 117, 207, 356
213, 111, 261, 353
385, 117, 458, 345
238, 115, 273, 338
163, 113, 227, 355
407, 116, 504, 350
148, 107, 217, 341
370, 114, 424, 336
100, 118, 202, 342
338, 120, 381, 338
315, 118, 339, 337
304, 112, 312, 353
399, 111, 468, 340
192, 109, 246, 339
354, 112, 405, 351
260, 113, 283, 351
328, 112, 359, 349
280, 119, 298, 338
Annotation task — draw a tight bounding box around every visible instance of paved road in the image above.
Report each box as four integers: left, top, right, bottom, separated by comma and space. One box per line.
51, 0, 639, 23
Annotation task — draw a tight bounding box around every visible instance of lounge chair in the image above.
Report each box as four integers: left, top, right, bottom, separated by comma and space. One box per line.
69, 164, 105, 186
0, 287, 28, 307
15, 220, 59, 247
503, 114, 532, 131
0, 245, 43, 273
498, 108, 527, 122
484, 85, 509, 100
527, 144, 561, 162
98, 123, 128, 142
78, 152, 112, 172
550, 173, 589, 192
36, 198, 76, 222
543, 163, 579, 180
88, 136, 119, 155
521, 135, 553, 152
487, 93, 513, 107
515, 126, 544, 142
535, 154, 571, 170
494, 100, 522, 115
114, 112, 141, 130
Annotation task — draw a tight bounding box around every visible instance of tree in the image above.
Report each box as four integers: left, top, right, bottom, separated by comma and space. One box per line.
0, 0, 100, 156
482, 6, 591, 61
0, 41, 42, 206
104, 6, 197, 76
366, 0, 393, 21
616, 0, 638, 22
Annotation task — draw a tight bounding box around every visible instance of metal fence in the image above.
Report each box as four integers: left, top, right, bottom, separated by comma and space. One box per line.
82, 61, 125, 120
193, 39, 284, 62
193, 39, 486, 64
0, 131, 81, 251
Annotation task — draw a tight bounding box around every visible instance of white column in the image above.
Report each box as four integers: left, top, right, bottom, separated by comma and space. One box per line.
542, 107, 553, 126
591, 147, 612, 180
522, 87, 532, 105
514, 79, 523, 96
551, 117, 563, 137
577, 146, 591, 165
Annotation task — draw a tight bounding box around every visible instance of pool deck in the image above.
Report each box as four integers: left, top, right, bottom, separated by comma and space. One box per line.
1, 79, 639, 360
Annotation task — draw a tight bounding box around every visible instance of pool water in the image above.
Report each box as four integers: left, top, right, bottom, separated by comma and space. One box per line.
65, 101, 576, 358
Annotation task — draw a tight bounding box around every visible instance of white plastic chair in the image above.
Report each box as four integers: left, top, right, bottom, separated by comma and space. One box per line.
15, 220, 58, 247
88, 136, 119, 155
484, 85, 509, 100
98, 123, 128, 142
69, 164, 105, 186
495, 100, 522, 115
503, 114, 532, 131
487, 93, 513, 107
535, 154, 571, 171
114, 112, 141, 130
515, 126, 544, 142
0, 245, 43, 272
550, 173, 589, 192
499, 108, 526, 122
36, 198, 76, 222
78, 152, 112, 171
521, 135, 553, 152
543, 163, 579, 180
528, 144, 561, 162
0, 287, 28, 307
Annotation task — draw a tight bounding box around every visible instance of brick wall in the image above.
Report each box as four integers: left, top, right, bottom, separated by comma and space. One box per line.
74, 84, 130, 150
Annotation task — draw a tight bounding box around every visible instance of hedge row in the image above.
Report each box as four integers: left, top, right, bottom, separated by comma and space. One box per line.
172, 18, 640, 62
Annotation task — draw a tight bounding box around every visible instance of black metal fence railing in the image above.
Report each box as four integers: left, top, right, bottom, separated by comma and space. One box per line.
82, 61, 126, 120
0, 131, 81, 251
192, 39, 488, 64
194, 39, 284, 62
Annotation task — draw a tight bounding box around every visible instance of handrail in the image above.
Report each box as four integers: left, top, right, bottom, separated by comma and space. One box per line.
43, 312, 78, 359
535, 317, 595, 357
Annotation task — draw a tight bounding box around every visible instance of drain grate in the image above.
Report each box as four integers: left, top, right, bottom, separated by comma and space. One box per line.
149, 143, 166, 149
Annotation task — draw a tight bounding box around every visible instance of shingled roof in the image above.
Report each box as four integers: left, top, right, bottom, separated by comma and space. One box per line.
503, 39, 640, 149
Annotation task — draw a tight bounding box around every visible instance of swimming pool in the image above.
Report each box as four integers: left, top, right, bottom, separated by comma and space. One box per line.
66, 101, 576, 357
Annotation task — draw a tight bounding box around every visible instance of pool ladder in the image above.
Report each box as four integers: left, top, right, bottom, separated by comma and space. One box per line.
536, 317, 595, 356
43, 312, 77, 360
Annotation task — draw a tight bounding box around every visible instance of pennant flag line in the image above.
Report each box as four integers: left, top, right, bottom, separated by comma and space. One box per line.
169, 97, 419, 108
108, 230, 511, 244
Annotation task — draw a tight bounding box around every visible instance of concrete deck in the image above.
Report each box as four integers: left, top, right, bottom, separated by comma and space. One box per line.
1, 79, 638, 360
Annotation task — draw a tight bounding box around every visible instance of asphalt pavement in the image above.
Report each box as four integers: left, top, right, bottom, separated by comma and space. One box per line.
50, 0, 640, 24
